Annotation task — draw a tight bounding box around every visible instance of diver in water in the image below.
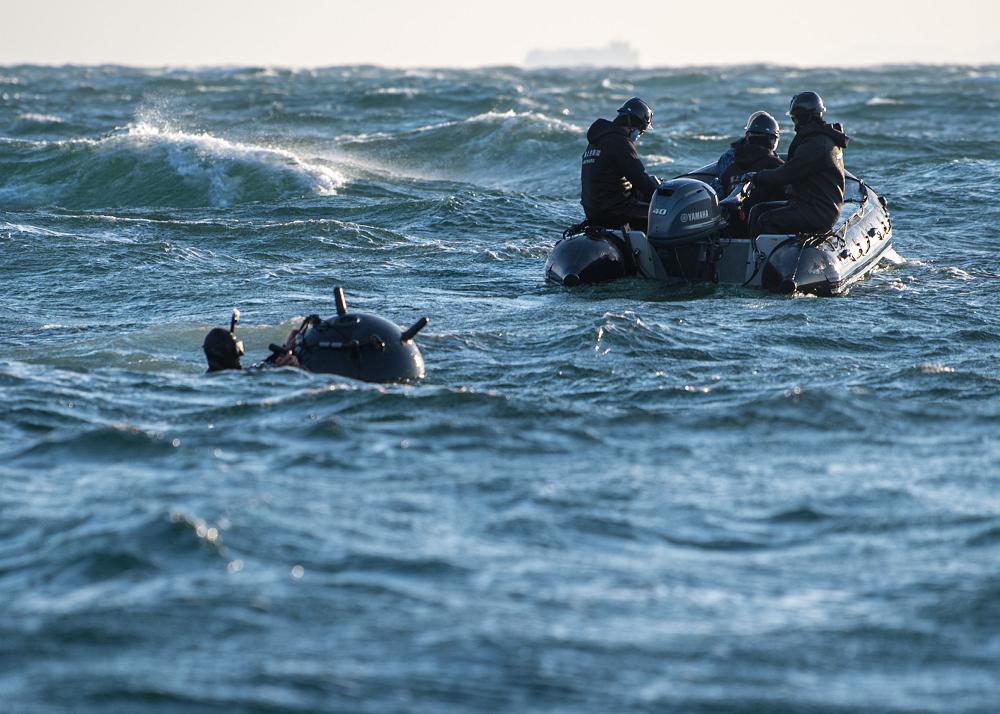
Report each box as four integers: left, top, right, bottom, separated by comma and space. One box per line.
202, 309, 300, 372
747, 92, 849, 237
202, 289, 427, 383
580, 97, 659, 232
203, 310, 247, 372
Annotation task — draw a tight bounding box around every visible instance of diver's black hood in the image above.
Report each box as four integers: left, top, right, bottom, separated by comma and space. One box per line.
796, 120, 849, 149
203, 327, 242, 372
587, 118, 627, 144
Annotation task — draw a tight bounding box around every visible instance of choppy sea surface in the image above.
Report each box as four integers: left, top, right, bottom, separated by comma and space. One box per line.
1, 64, 998, 713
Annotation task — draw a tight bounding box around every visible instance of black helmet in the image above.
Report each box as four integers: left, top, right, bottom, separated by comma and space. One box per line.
745, 111, 780, 151
617, 97, 653, 131
745, 111, 779, 137
788, 91, 826, 119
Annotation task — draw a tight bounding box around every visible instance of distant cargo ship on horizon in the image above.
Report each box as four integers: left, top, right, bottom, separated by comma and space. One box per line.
524, 41, 639, 68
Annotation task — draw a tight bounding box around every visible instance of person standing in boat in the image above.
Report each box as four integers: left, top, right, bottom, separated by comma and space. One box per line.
580, 97, 659, 232
747, 92, 849, 237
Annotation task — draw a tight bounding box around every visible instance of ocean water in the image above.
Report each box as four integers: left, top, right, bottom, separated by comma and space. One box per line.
1, 64, 998, 713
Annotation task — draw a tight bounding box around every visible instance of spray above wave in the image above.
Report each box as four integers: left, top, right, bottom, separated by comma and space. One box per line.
335, 110, 584, 189
0, 122, 345, 210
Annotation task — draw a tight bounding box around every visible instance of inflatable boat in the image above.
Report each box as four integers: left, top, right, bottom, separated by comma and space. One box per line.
546, 165, 893, 296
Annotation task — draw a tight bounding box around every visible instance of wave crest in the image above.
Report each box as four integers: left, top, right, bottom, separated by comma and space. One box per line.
0, 121, 345, 209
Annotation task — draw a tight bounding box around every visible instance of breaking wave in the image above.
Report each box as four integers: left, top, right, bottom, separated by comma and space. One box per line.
0, 122, 345, 209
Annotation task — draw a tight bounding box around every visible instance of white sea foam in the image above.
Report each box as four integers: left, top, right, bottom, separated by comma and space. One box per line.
866, 97, 903, 106
466, 109, 584, 134
17, 112, 64, 123
917, 364, 956, 374
421, 109, 584, 135
6, 120, 348, 207
600, 78, 635, 91
942, 266, 974, 280
0, 221, 70, 237
372, 87, 423, 97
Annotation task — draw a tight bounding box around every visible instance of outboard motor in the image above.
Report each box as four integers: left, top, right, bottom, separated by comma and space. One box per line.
292, 287, 428, 383
647, 178, 723, 250
646, 178, 724, 281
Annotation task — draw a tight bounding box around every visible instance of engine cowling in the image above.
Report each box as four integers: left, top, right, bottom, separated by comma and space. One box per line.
647, 178, 722, 249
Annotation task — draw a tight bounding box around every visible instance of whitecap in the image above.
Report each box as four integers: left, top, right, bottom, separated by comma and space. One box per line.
0, 222, 70, 237
123, 121, 346, 202
600, 78, 635, 91
917, 364, 956, 374
942, 266, 974, 280
17, 112, 64, 124
6, 120, 349, 208
463, 109, 584, 134
452, 109, 582, 133
372, 87, 423, 97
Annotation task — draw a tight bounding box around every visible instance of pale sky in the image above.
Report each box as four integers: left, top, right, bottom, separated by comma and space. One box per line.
3, 0, 997, 67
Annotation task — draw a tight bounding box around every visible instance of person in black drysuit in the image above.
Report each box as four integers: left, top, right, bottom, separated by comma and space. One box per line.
715, 111, 785, 196
747, 92, 849, 237
713, 111, 785, 236
580, 97, 658, 232
202, 310, 299, 373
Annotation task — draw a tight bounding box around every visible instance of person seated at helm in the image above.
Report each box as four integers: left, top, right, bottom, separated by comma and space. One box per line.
714, 111, 784, 197
580, 97, 659, 232
713, 111, 786, 236
747, 92, 849, 237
